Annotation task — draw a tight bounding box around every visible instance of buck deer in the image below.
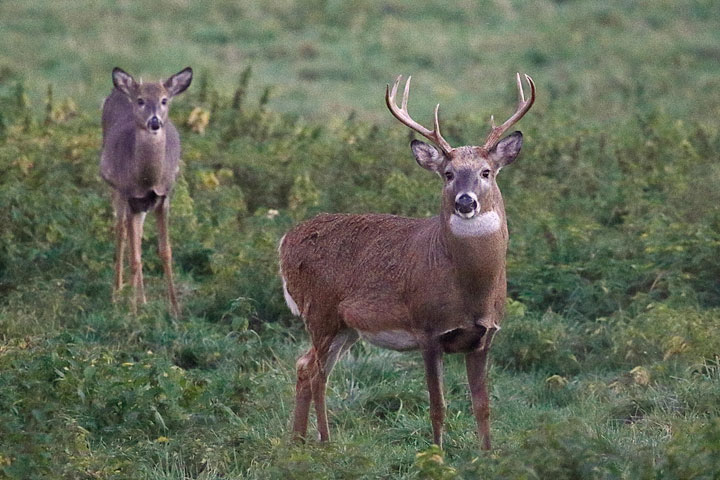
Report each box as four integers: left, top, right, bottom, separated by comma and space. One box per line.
279, 73, 535, 450
100, 67, 193, 318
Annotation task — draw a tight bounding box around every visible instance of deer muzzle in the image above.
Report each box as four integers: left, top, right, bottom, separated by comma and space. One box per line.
455, 192, 478, 218
148, 116, 162, 131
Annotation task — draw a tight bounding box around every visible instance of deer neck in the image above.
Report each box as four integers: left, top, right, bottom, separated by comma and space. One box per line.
440, 198, 507, 291
133, 128, 166, 190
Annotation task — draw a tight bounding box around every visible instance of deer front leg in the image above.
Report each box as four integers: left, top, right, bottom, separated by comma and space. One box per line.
465, 329, 497, 450
112, 208, 127, 302
155, 197, 180, 318
127, 211, 147, 314
422, 346, 445, 448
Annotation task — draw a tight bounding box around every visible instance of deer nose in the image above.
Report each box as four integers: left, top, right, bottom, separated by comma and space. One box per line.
148, 116, 161, 131
455, 193, 478, 215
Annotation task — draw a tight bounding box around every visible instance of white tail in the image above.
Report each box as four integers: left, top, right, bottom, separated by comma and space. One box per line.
100, 67, 193, 318
279, 73, 535, 450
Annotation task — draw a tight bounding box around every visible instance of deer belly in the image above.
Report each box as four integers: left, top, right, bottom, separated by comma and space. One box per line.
359, 330, 419, 351
439, 326, 488, 353
128, 191, 162, 213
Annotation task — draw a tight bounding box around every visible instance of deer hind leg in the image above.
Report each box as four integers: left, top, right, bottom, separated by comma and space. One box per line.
310, 355, 331, 442
465, 328, 498, 450
293, 328, 358, 442
127, 210, 147, 314
155, 196, 179, 318
313, 328, 358, 441
292, 347, 315, 441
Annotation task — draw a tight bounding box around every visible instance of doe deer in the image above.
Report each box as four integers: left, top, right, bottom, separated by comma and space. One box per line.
100, 67, 193, 318
279, 73, 535, 450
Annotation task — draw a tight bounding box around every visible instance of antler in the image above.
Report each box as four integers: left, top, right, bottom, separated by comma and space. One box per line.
386, 75, 453, 154
482, 73, 536, 151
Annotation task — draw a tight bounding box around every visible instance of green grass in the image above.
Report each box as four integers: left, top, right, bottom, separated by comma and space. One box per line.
1, 1, 720, 125
2, 1, 720, 479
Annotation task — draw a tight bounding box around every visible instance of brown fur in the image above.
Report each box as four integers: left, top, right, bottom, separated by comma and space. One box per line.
282, 211, 506, 341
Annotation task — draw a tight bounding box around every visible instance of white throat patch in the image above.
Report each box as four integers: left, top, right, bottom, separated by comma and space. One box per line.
449, 211, 501, 237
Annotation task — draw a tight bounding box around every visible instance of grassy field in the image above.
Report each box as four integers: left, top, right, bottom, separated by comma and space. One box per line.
2, 1, 720, 479
2, 1, 720, 124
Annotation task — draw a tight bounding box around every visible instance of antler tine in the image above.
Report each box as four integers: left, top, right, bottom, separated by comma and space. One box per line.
386, 75, 453, 154
516, 71, 525, 103
482, 73, 536, 151
401, 75, 410, 111
390, 75, 401, 107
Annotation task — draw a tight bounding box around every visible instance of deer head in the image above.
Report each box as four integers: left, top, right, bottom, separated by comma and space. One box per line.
112, 67, 193, 135
387, 74, 535, 234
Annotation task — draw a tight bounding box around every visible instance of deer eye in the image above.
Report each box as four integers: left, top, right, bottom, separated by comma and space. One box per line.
161, 98, 168, 105
444, 171, 454, 181
481, 169, 491, 178
137, 98, 145, 106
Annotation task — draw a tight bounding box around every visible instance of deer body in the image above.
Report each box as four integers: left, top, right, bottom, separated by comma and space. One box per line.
100, 67, 192, 317
282, 199, 507, 352
280, 74, 535, 450
101, 89, 181, 199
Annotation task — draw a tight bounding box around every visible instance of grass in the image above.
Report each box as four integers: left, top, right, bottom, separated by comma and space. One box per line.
1, 1, 720, 125
1, 1, 720, 479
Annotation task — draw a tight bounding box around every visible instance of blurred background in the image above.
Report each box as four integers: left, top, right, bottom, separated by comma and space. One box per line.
2, 0, 718, 125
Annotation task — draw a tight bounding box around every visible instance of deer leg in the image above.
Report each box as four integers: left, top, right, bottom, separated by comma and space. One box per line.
127, 211, 147, 314
155, 197, 179, 318
112, 204, 127, 302
322, 329, 358, 377
312, 329, 358, 442
311, 360, 330, 442
292, 329, 358, 442
292, 348, 315, 441
422, 346, 446, 448
465, 329, 497, 450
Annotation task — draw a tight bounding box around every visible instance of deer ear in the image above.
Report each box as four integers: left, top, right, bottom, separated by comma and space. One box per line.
411, 140, 444, 173
164, 67, 193, 97
489, 131, 523, 169
112, 68, 136, 96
